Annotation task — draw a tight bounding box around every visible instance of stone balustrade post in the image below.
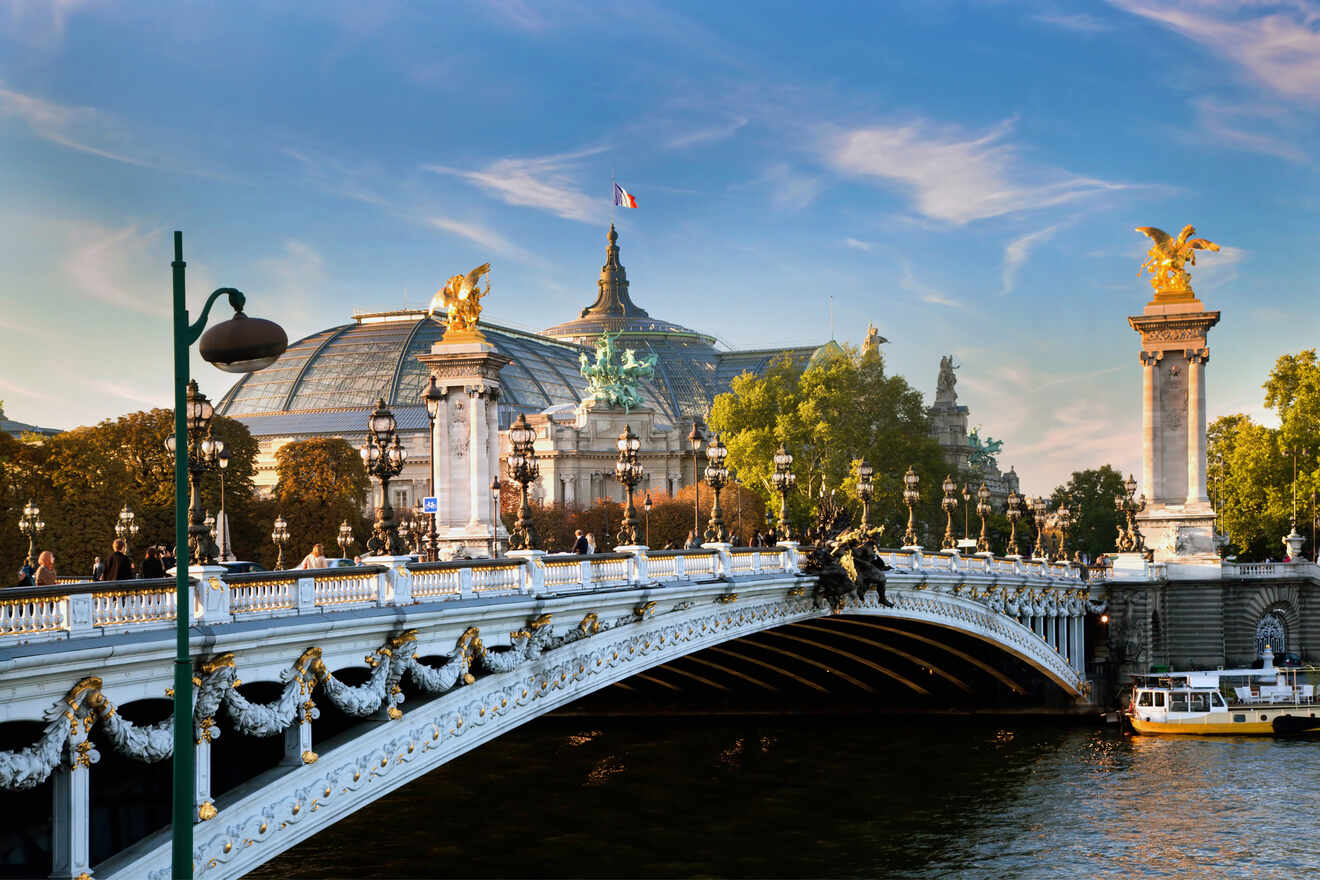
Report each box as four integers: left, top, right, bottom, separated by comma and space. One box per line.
777, 541, 799, 572
675, 553, 687, 580
615, 546, 649, 584
364, 556, 413, 606
702, 542, 733, 577
190, 565, 232, 625
578, 559, 592, 589
66, 593, 93, 637
508, 550, 547, 594
296, 575, 316, 613
459, 567, 475, 600
911, 549, 924, 570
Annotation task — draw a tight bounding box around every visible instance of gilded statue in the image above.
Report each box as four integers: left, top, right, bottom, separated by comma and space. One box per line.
1135, 225, 1219, 299
429, 263, 491, 338
860, 323, 887, 360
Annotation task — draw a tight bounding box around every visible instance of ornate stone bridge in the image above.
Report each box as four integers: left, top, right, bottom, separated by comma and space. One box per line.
0, 545, 1099, 879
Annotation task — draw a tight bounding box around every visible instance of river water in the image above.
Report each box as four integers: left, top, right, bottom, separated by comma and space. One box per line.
253, 715, 1320, 878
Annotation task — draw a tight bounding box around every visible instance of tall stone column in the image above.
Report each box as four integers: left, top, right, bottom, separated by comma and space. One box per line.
418, 338, 511, 558
1139, 350, 1162, 501
1186, 348, 1209, 504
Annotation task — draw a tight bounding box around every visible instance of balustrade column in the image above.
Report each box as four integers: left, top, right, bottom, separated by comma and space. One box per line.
282, 702, 317, 766
196, 737, 214, 822
51, 733, 93, 879
1140, 350, 1162, 502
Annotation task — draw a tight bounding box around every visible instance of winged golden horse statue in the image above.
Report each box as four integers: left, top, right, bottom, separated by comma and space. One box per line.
1135, 225, 1219, 298
428, 263, 491, 338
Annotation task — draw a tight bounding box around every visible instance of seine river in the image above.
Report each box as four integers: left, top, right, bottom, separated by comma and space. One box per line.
254, 715, 1319, 878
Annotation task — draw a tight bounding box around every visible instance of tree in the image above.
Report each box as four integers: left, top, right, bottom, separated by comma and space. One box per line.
1048, 466, 1126, 560
273, 438, 372, 562
709, 347, 950, 545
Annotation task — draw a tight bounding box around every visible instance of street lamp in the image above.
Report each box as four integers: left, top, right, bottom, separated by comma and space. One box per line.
772, 444, 796, 542
1005, 489, 1023, 556
961, 483, 972, 544
359, 398, 407, 556
115, 503, 141, 557
167, 231, 287, 876
271, 515, 290, 569
1030, 496, 1048, 559
421, 375, 445, 561
18, 499, 44, 567
490, 478, 501, 556
614, 424, 644, 545
643, 492, 654, 547
1286, 446, 1308, 539
901, 465, 920, 548
204, 510, 216, 541
703, 433, 730, 543
857, 459, 875, 529
940, 474, 958, 550
975, 483, 992, 553
1055, 503, 1073, 562
336, 520, 354, 560
216, 447, 230, 561
1115, 474, 1146, 552
688, 420, 705, 537
163, 380, 227, 566
507, 413, 540, 551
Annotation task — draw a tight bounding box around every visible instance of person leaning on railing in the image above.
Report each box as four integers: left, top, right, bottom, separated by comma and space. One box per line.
34, 550, 57, 586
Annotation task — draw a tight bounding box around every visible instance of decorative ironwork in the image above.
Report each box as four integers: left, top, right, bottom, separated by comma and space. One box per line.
689, 421, 705, 537
271, 515, 290, 569
1030, 496, 1048, 560
976, 483, 992, 554
940, 474, 958, 550
703, 433, 730, 543
614, 424, 644, 545
163, 380, 225, 564
507, 413, 540, 550
901, 465, 920, 548
961, 483, 972, 545
115, 504, 141, 557
17, 499, 43, 567
771, 444, 795, 542
1054, 503, 1073, 562
857, 459, 875, 530
359, 398, 408, 556
336, 520, 354, 560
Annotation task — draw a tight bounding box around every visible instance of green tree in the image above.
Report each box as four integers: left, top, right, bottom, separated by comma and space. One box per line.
1048, 465, 1126, 560
709, 347, 950, 545
273, 438, 371, 563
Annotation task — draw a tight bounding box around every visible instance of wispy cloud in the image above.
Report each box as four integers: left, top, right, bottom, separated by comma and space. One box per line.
0, 83, 152, 167
1001, 223, 1060, 293
666, 116, 748, 149
757, 162, 824, 212
427, 217, 533, 262
1191, 97, 1308, 163
424, 146, 608, 223
1, 0, 93, 47
1109, 0, 1320, 102
899, 262, 961, 308
1031, 11, 1113, 33
843, 237, 873, 252
827, 118, 1129, 224
66, 225, 171, 317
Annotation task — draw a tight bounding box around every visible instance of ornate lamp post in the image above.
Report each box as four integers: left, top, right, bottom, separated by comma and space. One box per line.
688, 420, 705, 536
409, 500, 427, 556
163, 380, 227, 566
490, 478, 501, 556
507, 413, 540, 551
901, 465, 920, 548
771, 444, 795, 542
614, 424, 644, 545
1055, 503, 1073, 562
18, 499, 44, 567
1115, 473, 1147, 552
398, 516, 412, 553
271, 515, 290, 569
115, 503, 141, 557
1030, 496, 1048, 559
359, 398, 407, 556
975, 484, 992, 553
643, 492, 654, 547
1005, 489, 1023, 556
961, 483, 972, 544
940, 474, 958, 550
204, 511, 217, 542
336, 520, 354, 560
857, 459, 875, 529
703, 433, 730, 543
166, 232, 287, 877
421, 375, 445, 561
216, 447, 230, 561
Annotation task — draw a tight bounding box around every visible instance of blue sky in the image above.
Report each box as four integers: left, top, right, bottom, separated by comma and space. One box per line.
1, 0, 1317, 494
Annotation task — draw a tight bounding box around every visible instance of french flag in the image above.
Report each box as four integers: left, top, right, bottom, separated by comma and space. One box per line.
613, 182, 637, 209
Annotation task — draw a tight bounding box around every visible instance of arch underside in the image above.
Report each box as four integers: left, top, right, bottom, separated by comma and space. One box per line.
98, 588, 1081, 880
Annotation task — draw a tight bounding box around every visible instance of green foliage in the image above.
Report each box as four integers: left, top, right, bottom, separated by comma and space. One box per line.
271, 438, 372, 564
1207, 349, 1320, 561
1048, 465, 1126, 559
708, 348, 950, 545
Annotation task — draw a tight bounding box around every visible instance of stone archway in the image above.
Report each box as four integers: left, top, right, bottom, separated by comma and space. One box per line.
1255, 610, 1287, 658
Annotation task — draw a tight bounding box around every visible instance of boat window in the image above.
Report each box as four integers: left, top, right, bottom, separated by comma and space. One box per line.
1170, 692, 1189, 712
1211, 692, 1226, 709
1188, 692, 1210, 712
1137, 691, 1153, 707
1233, 714, 1246, 723
1153, 692, 1165, 708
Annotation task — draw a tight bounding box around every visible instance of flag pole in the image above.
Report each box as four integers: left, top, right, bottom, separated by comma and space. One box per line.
611, 169, 615, 226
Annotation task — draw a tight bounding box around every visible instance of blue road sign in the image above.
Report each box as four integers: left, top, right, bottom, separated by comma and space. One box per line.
422, 496, 438, 514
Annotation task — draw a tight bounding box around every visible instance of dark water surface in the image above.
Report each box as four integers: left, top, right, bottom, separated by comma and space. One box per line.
253, 716, 1320, 879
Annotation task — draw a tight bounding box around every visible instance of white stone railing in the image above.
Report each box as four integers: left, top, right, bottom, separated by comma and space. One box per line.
0, 543, 1099, 646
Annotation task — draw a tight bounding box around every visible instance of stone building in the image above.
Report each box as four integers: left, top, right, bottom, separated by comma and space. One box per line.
927, 356, 1019, 501
217, 226, 823, 511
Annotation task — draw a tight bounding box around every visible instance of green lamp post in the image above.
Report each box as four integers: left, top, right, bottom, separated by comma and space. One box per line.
169, 232, 286, 878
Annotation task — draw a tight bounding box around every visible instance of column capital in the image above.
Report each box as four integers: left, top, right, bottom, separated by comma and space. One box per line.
1184, 347, 1209, 365
1138, 349, 1164, 366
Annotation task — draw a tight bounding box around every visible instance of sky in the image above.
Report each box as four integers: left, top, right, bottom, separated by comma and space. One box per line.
1, 0, 1318, 496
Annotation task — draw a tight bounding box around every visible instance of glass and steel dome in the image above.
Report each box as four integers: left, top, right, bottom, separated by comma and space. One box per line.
217, 226, 821, 436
